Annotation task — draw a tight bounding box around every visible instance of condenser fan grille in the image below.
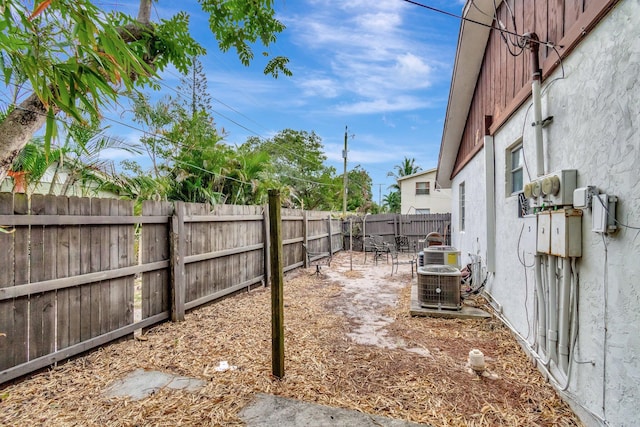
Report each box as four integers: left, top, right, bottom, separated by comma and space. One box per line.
417, 266, 461, 310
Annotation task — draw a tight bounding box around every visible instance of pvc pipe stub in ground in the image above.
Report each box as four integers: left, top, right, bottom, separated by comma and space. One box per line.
469, 349, 486, 372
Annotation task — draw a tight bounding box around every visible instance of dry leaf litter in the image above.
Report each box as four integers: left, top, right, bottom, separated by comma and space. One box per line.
0, 251, 581, 426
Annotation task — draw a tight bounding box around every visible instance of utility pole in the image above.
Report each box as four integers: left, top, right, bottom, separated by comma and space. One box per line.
342, 126, 348, 217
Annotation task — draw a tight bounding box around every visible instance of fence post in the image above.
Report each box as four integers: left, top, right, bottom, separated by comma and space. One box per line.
263, 204, 271, 287
170, 201, 185, 321
327, 214, 333, 255
268, 189, 285, 379
302, 211, 308, 269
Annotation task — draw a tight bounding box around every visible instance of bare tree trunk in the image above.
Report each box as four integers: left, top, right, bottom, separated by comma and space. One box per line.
137, 0, 152, 24
0, 0, 154, 184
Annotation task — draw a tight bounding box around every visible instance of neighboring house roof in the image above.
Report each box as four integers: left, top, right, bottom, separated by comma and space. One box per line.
397, 167, 437, 182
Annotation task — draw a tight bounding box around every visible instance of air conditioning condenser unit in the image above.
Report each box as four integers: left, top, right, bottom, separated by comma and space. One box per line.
417, 265, 462, 310
423, 246, 461, 268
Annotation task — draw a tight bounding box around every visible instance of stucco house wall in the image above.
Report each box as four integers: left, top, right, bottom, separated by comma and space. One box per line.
398, 169, 452, 215
449, 2, 640, 425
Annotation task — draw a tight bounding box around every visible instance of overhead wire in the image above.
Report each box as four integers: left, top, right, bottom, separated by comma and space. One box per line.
400, 0, 562, 50
157, 67, 335, 175
0, 95, 339, 189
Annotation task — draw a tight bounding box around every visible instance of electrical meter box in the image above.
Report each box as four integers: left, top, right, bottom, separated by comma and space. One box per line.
521, 215, 537, 256
536, 211, 551, 254
550, 209, 582, 257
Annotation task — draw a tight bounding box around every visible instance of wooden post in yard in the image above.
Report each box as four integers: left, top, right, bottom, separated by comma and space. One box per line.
268, 190, 285, 378
170, 201, 185, 321
327, 214, 333, 255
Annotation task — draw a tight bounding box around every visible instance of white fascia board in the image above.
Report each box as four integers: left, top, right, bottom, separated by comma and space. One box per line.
436, 0, 498, 188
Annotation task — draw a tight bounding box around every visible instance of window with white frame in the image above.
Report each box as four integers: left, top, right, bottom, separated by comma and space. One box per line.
415, 208, 430, 214
508, 143, 524, 195
459, 181, 465, 232
415, 181, 430, 195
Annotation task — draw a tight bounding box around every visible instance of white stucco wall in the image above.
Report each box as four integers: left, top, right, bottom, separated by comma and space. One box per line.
399, 169, 452, 214
450, 2, 640, 425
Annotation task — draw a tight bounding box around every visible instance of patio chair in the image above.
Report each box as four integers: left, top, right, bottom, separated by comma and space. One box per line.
389, 245, 416, 277
371, 235, 389, 264
394, 235, 410, 252
363, 235, 376, 263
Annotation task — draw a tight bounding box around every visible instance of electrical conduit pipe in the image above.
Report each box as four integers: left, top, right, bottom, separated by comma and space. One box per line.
524, 33, 545, 177
548, 255, 559, 364
558, 257, 572, 373
534, 254, 547, 357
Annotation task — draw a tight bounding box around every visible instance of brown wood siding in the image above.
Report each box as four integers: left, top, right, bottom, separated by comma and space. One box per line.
451, 0, 619, 178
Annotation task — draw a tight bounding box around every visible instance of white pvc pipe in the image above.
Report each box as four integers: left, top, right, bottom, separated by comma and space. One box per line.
558, 257, 572, 373
548, 255, 558, 363
532, 79, 545, 177
534, 254, 547, 355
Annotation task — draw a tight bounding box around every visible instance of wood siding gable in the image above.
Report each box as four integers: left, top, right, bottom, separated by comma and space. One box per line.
451, 0, 620, 178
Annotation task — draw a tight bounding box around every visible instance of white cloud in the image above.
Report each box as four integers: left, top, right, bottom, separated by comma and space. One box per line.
280, 0, 445, 115
335, 96, 432, 115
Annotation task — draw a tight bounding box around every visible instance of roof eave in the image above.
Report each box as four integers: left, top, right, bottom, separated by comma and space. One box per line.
436, 0, 498, 188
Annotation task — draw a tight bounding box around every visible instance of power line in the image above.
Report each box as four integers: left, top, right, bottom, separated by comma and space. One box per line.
0, 97, 339, 189
400, 0, 562, 49
157, 69, 329, 172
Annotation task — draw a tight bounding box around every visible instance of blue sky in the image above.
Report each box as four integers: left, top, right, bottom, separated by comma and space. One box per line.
105, 0, 464, 205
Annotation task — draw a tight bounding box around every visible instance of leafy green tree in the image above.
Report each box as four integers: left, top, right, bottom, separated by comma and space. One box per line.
177, 56, 212, 118
0, 0, 291, 182
130, 94, 179, 180
345, 165, 373, 213
241, 129, 338, 210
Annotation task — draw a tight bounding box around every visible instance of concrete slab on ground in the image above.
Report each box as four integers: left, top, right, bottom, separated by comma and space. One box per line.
240, 393, 430, 427
410, 284, 492, 319
103, 369, 206, 401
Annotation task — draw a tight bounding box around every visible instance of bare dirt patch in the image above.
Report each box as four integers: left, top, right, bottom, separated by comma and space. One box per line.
0, 251, 580, 426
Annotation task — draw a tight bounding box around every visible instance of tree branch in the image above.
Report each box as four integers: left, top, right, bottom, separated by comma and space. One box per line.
0, 93, 49, 183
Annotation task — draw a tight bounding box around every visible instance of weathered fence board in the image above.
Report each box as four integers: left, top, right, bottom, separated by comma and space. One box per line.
0, 193, 340, 384
13, 195, 29, 368
343, 213, 452, 251
0, 193, 16, 370
56, 196, 71, 350
30, 195, 56, 360
141, 201, 172, 319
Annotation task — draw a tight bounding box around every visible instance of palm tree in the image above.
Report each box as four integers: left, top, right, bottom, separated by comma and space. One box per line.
387, 157, 421, 191
383, 191, 401, 213
9, 124, 139, 196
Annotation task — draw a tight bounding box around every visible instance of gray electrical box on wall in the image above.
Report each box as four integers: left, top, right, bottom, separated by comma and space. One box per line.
592, 194, 617, 233
537, 212, 551, 254
550, 209, 582, 257
536, 209, 582, 257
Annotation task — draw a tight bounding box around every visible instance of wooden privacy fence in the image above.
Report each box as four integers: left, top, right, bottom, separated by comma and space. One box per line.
344, 213, 451, 250
0, 193, 341, 384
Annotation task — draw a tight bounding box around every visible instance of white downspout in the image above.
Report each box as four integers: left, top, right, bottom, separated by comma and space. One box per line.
484, 132, 496, 273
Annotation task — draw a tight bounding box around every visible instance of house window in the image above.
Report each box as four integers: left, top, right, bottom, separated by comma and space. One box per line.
416, 181, 430, 195
459, 181, 465, 232
509, 144, 524, 195
416, 208, 430, 214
